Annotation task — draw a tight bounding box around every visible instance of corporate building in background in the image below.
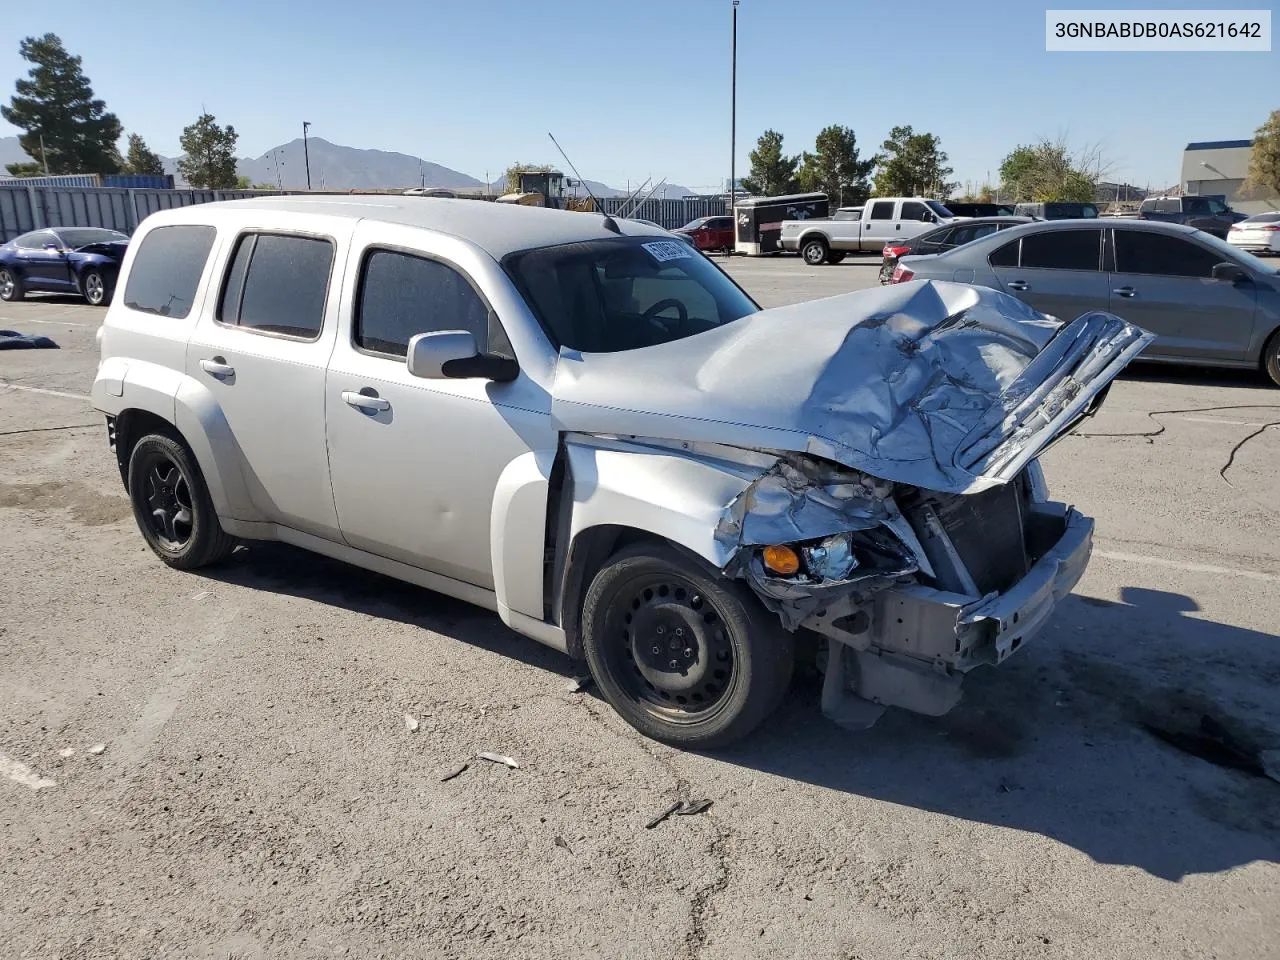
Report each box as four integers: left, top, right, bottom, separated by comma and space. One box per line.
1181, 140, 1268, 215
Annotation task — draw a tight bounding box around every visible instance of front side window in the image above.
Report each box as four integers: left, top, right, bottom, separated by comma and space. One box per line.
869, 201, 895, 221
1113, 230, 1221, 278
123, 224, 216, 319
1018, 229, 1101, 271
356, 249, 498, 358
504, 236, 758, 354
15, 231, 55, 250
900, 201, 928, 221
218, 233, 333, 339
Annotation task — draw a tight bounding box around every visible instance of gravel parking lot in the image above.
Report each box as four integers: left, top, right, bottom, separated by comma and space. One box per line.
2, 256, 1279, 960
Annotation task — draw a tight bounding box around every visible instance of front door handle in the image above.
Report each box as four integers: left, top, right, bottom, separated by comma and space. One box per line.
200, 357, 235, 378
342, 390, 391, 413
1006, 280, 1029, 291
1112, 286, 1137, 298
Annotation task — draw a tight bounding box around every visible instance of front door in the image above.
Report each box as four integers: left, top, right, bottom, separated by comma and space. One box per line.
1108, 228, 1257, 361
186, 223, 347, 540
324, 225, 550, 589
19, 231, 74, 289
989, 227, 1109, 321
861, 199, 898, 247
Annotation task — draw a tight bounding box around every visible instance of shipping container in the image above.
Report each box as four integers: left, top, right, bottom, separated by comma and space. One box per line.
102, 174, 175, 190
0, 173, 103, 188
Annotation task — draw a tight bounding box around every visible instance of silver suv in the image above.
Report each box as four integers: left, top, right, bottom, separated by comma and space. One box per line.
93, 196, 1151, 748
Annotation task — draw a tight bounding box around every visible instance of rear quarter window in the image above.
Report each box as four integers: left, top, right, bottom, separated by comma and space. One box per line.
123, 225, 216, 319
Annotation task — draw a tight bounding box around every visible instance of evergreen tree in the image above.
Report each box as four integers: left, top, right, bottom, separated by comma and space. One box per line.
177, 113, 239, 189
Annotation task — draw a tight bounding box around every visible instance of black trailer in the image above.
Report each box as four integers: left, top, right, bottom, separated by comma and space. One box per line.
733, 192, 828, 255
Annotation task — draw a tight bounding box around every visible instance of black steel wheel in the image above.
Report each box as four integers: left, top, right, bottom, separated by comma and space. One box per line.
127, 432, 237, 569
0, 267, 24, 302
582, 543, 794, 748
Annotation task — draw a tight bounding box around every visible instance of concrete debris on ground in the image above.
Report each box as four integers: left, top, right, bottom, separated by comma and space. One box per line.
476, 751, 519, 770
404, 714, 419, 733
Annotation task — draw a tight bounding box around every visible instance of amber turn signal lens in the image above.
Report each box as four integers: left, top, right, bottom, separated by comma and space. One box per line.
761, 545, 801, 575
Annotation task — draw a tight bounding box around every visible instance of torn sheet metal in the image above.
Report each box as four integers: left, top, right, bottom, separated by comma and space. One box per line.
550, 280, 1153, 494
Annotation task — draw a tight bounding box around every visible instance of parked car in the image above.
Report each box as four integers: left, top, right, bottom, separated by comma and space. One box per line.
890, 218, 1280, 384
780, 197, 964, 264
93, 196, 1149, 747
942, 202, 1017, 218
673, 215, 734, 252
1137, 195, 1247, 239
879, 216, 1031, 283
628, 219, 697, 247
1227, 212, 1280, 255
1013, 202, 1100, 220
0, 227, 129, 305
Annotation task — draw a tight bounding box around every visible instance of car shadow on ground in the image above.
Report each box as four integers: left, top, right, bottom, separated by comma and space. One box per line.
192, 539, 575, 679
715, 586, 1280, 881
15, 293, 94, 307
1118, 360, 1271, 389
194, 543, 1279, 880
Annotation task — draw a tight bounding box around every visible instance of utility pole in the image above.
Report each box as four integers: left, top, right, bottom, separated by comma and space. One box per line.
302, 121, 312, 190
731, 0, 739, 224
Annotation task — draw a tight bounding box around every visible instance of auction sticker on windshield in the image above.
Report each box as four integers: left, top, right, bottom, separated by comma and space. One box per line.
643, 241, 692, 262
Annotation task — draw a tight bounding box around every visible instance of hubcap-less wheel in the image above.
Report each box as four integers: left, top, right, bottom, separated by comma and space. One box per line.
0, 269, 14, 300
142, 456, 194, 549
604, 574, 736, 720
803, 242, 826, 265
83, 271, 105, 305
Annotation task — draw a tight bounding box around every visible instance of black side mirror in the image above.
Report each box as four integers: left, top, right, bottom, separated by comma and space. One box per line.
1211, 262, 1246, 284
921, 211, 934, 222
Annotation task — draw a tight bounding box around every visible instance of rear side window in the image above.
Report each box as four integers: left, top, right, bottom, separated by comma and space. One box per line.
988, 238, 1020, 267
869, 201, 895, 220
1113, 230, 1221, 278
1018, 229, 1101, 270
1156, 199, 1180, 213
218, 233, 333, 339
123, 225, 216, 319
356, 249, 497, 358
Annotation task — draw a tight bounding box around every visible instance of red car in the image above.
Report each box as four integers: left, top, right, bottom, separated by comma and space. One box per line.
674, 215, 735, 252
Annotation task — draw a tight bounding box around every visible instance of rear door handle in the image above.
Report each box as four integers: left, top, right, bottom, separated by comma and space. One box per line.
342, 390, 390, 413
1006, 280, 1029, 291
200, 357, 235, 378
1112, 286, 1137, 298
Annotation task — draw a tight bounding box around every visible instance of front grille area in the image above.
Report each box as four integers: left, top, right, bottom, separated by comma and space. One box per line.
903, 472, 1031, 595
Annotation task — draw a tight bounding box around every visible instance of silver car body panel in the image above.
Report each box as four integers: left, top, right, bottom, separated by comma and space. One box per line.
551, 280, 1153, 495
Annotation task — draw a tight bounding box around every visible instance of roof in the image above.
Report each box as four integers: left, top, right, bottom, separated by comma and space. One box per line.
1185, 139, 1253, 151
154, 194, 666, 258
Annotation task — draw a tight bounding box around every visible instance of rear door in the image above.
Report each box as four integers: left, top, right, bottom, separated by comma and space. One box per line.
186, 222, 349, 540
988, 227, 1108, 320
1107, 227, 1257, 360
860, 200, 897, 248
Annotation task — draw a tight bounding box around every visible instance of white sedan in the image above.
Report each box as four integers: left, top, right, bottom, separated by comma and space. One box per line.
1227, 212, 1280, 255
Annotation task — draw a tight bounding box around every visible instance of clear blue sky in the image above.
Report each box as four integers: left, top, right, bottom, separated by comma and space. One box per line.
1, 0, 1274, 191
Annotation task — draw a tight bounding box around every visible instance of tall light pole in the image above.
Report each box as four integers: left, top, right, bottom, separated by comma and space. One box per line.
302, 121, 312, 191
730, 1, 739, 236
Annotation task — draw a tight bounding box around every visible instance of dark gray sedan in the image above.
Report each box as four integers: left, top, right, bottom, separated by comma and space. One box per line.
892, 219, 1280, 385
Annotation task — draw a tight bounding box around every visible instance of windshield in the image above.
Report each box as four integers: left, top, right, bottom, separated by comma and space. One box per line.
1193, 229, 1279, 274
927, 200, 955, 218
57, 228, 128, 247
504, 236, 759, 353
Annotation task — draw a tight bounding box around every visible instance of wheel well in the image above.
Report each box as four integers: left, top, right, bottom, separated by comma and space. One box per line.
558, 524, 669, 660
801, 233, 829, 248
112, 408, 181, 490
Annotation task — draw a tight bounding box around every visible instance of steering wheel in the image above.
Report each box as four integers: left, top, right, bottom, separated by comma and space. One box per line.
641, 298, 688, 333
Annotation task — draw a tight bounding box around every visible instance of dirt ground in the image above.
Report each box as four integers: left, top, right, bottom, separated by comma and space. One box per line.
2, 260, 1279, 960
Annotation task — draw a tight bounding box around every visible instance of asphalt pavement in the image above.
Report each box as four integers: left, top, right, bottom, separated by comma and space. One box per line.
1, 257, 1278, 960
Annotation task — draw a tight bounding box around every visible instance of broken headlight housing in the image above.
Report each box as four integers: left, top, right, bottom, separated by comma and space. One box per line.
760, 526, 918, 585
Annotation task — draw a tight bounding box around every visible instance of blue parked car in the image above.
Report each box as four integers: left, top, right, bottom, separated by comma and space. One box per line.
0, 227, 130, 306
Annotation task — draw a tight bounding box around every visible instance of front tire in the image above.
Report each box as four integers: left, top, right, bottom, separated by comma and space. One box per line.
127, 433, 237, 569
1263, 330, 1280, 387
0, 267, 24, 302
582, 544, 794, 749
800, 237, 829, 266
81, 269, 111, 306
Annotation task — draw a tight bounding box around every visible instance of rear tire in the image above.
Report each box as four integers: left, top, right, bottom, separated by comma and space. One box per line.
127, 433, 237, 569
801, 237, 829, 266
582, 543, 794, 749
0, 267, 24, 302
1263, 330, 1280, 388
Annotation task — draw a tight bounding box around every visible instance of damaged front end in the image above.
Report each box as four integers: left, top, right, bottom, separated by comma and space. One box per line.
715, 453, 1093, 729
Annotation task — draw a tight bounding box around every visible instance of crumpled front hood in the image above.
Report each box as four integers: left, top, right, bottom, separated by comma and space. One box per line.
550, 280, 1153, 494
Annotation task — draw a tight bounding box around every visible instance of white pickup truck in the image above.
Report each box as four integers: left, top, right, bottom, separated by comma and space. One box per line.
781, 198, 964, 265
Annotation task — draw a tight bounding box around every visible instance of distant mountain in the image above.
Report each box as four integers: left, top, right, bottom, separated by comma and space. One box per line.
3, 132, 697, 196
486, 176, 696, 200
